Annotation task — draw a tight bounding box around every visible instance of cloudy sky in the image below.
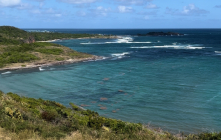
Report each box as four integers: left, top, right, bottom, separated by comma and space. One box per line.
0, 0, 221, 28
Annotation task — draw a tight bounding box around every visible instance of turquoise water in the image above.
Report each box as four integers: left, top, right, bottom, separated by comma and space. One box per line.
1, 29, 221, 134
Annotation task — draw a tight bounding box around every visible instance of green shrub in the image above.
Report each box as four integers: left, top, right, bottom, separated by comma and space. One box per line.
36, 48, 63, 55
0, 62, 4, 68
7, 92, 22, 102
56, 57, 65, 61
0, 90, 3, 97
41, 110, 58, 122
88, 117, 105, 130
6, 52, 38, 63
69, 51, 90, 58
70, 103, 81, 111
0, 37, 20, 45
187, 132, 221, 140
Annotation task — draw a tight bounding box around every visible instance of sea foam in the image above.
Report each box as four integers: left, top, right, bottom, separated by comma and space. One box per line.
1, 71, 11, 75
130, 44, 206, 50
39, 67, 45, 71
111, 52, 131, 60
81, 37, 152, 44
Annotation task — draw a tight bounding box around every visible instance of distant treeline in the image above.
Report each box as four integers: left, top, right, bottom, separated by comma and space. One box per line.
0, 26, 96, 43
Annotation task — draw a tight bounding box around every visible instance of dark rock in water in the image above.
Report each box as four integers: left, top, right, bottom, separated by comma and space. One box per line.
138, 32, 184, 36
100, 97, 108, 101
100, 107, 107, 110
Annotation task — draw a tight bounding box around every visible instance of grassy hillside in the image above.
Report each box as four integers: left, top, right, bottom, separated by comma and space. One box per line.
0, 91, 175, 140
0, 26, 97, 69
0, 41, 93, 68
0, 26, 29, 40
0, 91, 220, 140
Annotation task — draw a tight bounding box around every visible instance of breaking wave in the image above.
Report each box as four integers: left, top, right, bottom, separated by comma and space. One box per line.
1, 71, 11, 75
130, 44, 207, 50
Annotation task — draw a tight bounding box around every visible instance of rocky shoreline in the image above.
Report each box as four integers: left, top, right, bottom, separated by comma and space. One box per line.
37, 35, 120, 42
0, 55, 103, 71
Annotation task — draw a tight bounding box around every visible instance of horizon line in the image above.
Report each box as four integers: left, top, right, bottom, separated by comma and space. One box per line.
21, 28, 221, 30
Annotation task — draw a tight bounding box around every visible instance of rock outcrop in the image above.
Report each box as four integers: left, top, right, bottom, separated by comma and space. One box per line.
22, 36, 35, 44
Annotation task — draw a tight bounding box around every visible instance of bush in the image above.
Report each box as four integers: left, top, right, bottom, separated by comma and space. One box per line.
7, 92, 22, 102
36, 48, 63, 55
56, 57, 65, 61
6, 52, 38, 63
70, 103, 81, 111
41, 110, 58, 122
68, 51, 91, 58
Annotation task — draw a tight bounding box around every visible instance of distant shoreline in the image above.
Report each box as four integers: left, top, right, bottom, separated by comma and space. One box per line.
37, 35, 120, 42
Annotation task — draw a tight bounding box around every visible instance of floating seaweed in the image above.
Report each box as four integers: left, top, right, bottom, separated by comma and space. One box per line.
103, 78, 109, 81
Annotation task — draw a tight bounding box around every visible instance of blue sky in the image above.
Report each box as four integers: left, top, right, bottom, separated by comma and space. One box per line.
0, 0, 221, 28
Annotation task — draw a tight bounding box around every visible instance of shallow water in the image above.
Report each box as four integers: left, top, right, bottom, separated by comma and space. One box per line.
1, 29, 221, 134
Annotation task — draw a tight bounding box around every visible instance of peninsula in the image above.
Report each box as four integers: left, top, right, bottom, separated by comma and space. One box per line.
0, 26, 117, 71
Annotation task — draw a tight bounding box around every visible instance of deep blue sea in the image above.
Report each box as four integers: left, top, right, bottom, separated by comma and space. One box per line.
1, 29, 221, 134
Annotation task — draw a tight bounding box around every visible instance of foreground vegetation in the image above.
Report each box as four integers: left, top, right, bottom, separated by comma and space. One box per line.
0, 91, 221, 140
0, 91, 173, 140
0, 26, 96, 69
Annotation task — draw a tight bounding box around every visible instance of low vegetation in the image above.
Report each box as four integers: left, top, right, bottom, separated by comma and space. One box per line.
0, 91, 172, 140
31, 32, 96, 41
0, 26, 95, 69
0, 42, 93, 68
0, 91, 221, 140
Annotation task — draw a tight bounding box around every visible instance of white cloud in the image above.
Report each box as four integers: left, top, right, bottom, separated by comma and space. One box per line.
58, 0, 97, 4
116, 0, 152, 5
30, 8, 63, 18
146, 3, 158, 9
17, 3, 33, 10
181, 4, 209, 15
118, 6, 133, 13
90, 6, 112, 16
166, 4, 209, 16
0, 0, 20, 7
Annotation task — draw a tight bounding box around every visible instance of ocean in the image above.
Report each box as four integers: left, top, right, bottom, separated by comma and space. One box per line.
1, 29, 221, 134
